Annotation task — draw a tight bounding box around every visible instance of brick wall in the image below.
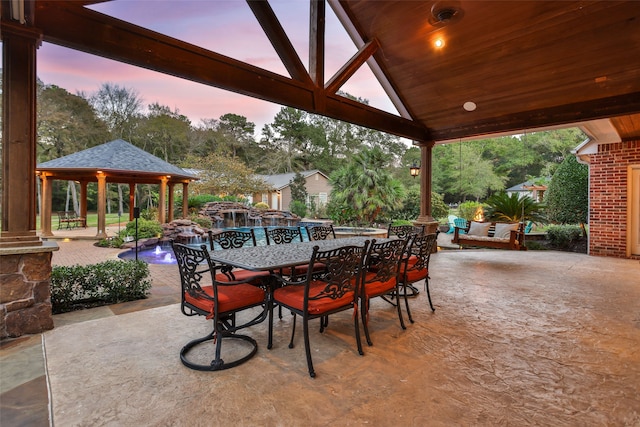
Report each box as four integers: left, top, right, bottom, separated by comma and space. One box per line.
588, 139, 640, 258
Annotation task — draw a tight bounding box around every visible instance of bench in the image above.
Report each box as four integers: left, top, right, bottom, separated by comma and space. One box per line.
56, 211, 86, 229
452, 221, 525, 250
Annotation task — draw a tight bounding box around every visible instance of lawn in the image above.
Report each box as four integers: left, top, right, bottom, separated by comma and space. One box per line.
37, 212, 129, 229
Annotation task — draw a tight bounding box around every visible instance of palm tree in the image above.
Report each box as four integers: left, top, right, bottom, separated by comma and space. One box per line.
484, 191, 546, 224
329, 147, 404, 224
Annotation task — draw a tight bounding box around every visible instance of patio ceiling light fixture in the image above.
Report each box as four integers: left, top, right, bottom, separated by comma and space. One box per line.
410, 162, 421, 178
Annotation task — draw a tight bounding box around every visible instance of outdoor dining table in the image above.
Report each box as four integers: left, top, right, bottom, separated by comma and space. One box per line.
207, 236, 387, 272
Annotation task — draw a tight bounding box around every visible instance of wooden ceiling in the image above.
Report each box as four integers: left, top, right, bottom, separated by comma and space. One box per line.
15, 1, 640, 144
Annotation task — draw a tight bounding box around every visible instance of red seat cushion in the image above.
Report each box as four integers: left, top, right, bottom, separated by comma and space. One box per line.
400, 257, 428, 283
274, 281, 355, 315
185, 284, 266, 319
362, 271, 397, 297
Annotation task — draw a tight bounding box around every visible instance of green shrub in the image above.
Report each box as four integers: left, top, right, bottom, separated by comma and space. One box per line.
254, 202, 269, 210
121, 218, 163, 239
96, 236, 124, 248
189, 214, 212, 229
140, 207, 158, 221
51, 260, 151, 314
458, 201, 484, 221
546, 224, 583, 249
290, 200, 307, 218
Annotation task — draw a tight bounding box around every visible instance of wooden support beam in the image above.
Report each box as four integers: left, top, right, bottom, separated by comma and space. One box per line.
309, 0, 325, 87
325, 38, 379, 95
34, 1, 430, 142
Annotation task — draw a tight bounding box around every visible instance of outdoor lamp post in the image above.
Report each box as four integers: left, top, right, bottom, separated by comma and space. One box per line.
410, 162, 421, 178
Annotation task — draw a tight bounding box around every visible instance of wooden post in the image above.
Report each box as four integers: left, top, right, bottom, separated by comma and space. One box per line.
0, 21, 43, 247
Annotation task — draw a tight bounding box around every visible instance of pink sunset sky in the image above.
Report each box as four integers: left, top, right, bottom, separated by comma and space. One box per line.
19, 0, 399, 136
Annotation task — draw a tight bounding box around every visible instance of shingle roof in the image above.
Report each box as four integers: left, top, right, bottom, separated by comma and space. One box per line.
37, 139, 195, 178
255, 170, 327, 190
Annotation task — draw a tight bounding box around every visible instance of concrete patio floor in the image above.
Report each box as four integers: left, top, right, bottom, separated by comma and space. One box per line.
1, 232, 639, 426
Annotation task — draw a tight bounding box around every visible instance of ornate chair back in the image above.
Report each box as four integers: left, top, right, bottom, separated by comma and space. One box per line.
387, 224, 425, 239
208, 228, 257, 250
264, 226, 303, 245
306, 224, 336, 241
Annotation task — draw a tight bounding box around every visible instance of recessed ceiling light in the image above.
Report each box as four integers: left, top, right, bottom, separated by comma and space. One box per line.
463, 101, 477, 111
434, 38, 445, 48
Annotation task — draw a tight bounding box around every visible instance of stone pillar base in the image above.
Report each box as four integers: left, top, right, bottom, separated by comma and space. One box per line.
0, 242, 59, 339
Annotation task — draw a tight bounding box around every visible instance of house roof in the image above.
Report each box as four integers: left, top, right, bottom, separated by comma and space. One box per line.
256, 170, 328, 191
29, 1, 640, 145
506, 181, 548, 192
37, 139, 196, 183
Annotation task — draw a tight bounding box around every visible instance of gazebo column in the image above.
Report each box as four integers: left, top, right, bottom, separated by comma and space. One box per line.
96, 172, 107, 238
167, 183, 175, 222
182, 182, 189, 218
413, 142, 438, 235
129, 182, 136, 221
40, 173, 53, 237
79, 181, 88, 227
158, 176, 168, 224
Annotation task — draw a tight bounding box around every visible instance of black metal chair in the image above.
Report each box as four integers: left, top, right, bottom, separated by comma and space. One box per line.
264, 226, 304, 245
171, 242, 269, 371
269, 242, 370, 378
387, 224, 426, 297
306, 224, 336, 241
399, 233, 439, 322
360, 238, 409, 346
207, 229, 271, 284
387, 223, 425, 240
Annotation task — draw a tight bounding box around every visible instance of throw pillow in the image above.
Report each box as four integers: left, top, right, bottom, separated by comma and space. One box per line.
494, 222, 519, 239
467, 221, 491, 236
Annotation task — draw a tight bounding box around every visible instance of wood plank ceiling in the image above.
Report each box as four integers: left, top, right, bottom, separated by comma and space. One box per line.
18, 1, 640, 144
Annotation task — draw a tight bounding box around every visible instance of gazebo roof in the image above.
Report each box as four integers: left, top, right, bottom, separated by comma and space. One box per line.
37, 139, 196, 184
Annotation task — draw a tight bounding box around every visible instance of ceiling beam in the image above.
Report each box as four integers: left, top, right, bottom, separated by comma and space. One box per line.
429, 92, 640, 142
246, 0, 312, 85
325, 39, 379, 95
34, 1, 429, 142
309, 0, 325, 87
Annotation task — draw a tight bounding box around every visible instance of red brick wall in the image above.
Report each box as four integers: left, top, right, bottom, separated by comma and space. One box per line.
588, 139, 640, 258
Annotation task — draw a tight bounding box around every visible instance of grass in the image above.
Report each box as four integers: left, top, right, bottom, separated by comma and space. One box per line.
38, 212, 129, 229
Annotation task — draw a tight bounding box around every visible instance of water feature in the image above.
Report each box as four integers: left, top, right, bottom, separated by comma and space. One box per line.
118, 226, 310, 264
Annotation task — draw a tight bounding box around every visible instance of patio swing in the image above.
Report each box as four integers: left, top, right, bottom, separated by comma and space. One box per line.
451, 133, 529, 250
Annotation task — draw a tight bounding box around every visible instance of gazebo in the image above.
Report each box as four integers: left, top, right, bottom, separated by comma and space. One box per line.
36, 139, 197, 238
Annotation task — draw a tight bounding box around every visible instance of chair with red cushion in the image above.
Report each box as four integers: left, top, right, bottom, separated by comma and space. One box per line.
399, 233, 439, 322
172, 242, 269, 371
387, 223, 425, 240
269, 242, 370, 378
208, 229, 271, 285
360, 238, 409, 346
264, 226, 307, 280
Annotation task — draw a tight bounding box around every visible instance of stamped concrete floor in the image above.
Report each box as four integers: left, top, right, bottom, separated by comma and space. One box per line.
2, 235, 640, 426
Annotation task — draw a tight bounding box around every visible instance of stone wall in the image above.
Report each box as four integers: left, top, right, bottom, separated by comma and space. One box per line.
1, 250, 55, 339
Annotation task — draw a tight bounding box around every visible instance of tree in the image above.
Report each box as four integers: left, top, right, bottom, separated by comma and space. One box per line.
182, 153, 270, 196
216, 113, 256, 161
484, 191, 546, 223
89, 83, 143, 139
329, 147, 405, 224
132, 103, 191, 163
289, 172, 308, 205
545, 155, 588, 232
